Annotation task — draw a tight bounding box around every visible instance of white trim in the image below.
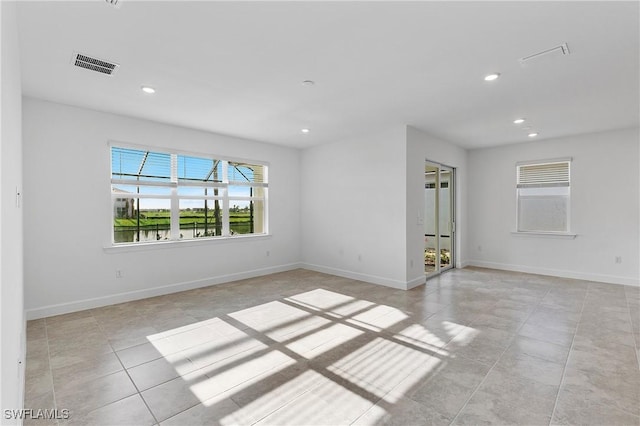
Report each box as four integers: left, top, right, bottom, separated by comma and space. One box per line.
25, 262, 303, 320
104, 233, 272, 253
112, 193, 173, 200
516, 157, 573, 166
177, 181, 226, 188
301, 263, 412, 290
227, 182, 268, 188
511, 231, 577, 239
407, 275, 426, 289
466, 260, 639, 287
111, 179, 177, 188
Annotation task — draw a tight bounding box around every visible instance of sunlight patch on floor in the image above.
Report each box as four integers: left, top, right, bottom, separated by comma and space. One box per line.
328, 336, 441, 395
143, 288, 480, 420
392, 323, 450, 353
220, 370, 327, 424
446, 322, 481, 346
192, 349, 296, 405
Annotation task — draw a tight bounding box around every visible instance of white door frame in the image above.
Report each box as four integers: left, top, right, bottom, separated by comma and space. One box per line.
425, 160, 455, 277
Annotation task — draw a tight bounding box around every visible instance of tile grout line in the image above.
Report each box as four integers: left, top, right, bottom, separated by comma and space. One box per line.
43, 318, 60, 426
32, 270, 636, 426
448, 282, 553, 425
93, 310, 161, 426
547, 285, 588, 426
623, 288, 640, 371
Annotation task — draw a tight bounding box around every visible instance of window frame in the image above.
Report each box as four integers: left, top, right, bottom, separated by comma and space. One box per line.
515, 157, 573, 235
109, 141, 269, 246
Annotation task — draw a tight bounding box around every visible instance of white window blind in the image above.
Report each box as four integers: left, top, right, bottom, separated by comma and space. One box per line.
517, 161, 570, 188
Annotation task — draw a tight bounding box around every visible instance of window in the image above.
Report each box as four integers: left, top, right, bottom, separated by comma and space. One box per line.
516, 158, 571, 233
111, 145, 268, 244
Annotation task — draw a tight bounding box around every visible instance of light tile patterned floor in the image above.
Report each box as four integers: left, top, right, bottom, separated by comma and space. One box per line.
24, 267, 640, 425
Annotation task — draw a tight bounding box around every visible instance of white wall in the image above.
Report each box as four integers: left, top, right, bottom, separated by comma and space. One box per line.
406, 126, 468, 286
1, 0, 26, 420
300, 126, 410, 288
23, 98, 302, 318
467, 127, 640, 286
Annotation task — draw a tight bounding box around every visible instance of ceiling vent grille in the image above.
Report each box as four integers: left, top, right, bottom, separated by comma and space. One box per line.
105, 0, 120, 7
72, 52, 119, 76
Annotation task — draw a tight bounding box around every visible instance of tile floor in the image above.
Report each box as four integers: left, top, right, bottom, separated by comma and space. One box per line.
24, 267, 640, 425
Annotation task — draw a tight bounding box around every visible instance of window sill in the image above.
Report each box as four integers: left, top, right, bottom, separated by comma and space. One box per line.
511, 231, 577, 239
104, 233, 272, 253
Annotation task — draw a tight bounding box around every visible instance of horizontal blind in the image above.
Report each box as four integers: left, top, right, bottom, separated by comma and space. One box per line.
517, 161, 570, 188
177, 155, 223, 184
111, 147, 172, 183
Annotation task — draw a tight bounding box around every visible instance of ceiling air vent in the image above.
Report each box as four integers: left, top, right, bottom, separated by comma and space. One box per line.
105, 0, 120, 7
72, 52, 119, 76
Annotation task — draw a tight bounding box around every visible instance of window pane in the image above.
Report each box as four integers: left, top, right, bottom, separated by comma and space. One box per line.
179, 199, 223, 239
518, 193, 568, 232
228, 186, 265, 198
111, 147, 172, 183
113, 198, 171, 243
228, 185, 251, 197
228, 162, 266, 184
229, 199, 265, 235
178, 156, 223, 183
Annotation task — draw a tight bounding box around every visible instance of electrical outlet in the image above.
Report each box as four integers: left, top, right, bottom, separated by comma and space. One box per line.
116, 270, 123, 278
266, 250, 270, 257
615, 256, 622, 264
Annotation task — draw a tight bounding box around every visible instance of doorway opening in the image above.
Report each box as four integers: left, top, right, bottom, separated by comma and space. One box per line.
424, 161, 455, 277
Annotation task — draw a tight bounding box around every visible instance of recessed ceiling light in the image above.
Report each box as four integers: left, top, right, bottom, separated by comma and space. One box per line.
301, 128, 310, 134
302, 80, 315, 86
528, 132, 539, 138
484, 73, 500, 82
141, 86, 155, 94
513, 118, 526, 124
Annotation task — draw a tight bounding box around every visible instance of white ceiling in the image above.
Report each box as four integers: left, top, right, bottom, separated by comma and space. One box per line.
16, 1, 639, 149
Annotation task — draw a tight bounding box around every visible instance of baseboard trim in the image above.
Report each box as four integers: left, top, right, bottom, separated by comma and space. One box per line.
466, 260, 639, 287
301, 263, 413, 290
33, 259, 633, 320
25, 263, 303, 320
406, 275, 426, 289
